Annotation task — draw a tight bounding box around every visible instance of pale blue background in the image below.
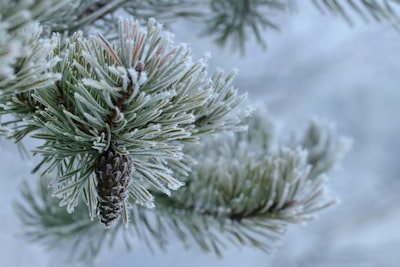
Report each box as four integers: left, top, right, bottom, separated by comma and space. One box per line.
1, 2, 400, 266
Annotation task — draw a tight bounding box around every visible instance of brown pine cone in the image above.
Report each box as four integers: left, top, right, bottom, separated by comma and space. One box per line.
95, 148, 132, 228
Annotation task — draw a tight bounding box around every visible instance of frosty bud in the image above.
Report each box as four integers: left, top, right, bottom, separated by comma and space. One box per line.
95, 148, 132, 228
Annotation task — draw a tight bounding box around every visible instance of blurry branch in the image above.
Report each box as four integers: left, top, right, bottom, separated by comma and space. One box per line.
311, 0, 400, 27
0, 0, 63, 136
290, 119, 352, 179
39, 0, 206, 36
13, 177, 128, 263
18, 0, 400, 55
0, 0, 65, 80
198, 0, 400, 53
201, 0, 291, 55
122, 0, 206, 22
14, 109, 350, 262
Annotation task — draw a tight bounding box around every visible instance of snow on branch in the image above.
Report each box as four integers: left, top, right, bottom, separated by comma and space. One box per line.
15, 108, 349, 261
7, 17, 246, 227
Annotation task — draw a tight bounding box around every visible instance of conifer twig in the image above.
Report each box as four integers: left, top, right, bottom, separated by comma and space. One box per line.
14, 109, 350, 262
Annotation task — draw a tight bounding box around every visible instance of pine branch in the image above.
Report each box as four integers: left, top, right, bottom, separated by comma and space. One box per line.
4, 0, 399, 64
35, 0, 292, 55
202, 0, 290, 55
14, 108, 349, 262
0, 25, 61, 139
40, 0, 127, 34
0, 1, 70, 137
1, 1, 358, 263
39, 0, 206, 36
6, 18, 246, 227
10, 0, 398, 60
292, 119, 352, 179
0, 0, 66, 79
13, 176, 125, 263
311, 0, 400, 27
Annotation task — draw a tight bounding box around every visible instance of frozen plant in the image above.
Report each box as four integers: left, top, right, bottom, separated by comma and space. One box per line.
14, 108, 350, 262
2, 0, 386, 264
4, 17, 247, 228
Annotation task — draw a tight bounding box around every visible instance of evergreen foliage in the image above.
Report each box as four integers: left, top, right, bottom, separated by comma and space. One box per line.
0, 0, 64, 80
4, 17, 246, 225
1, 0, 394, 264
312, 0, 400, 27
14, 110, 349, 261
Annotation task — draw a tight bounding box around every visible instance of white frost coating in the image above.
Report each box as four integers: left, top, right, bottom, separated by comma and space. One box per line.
137, 71, 147, 85
102, 89, 116, 109
80, 50, 98, 66
92, 131, 108, 152
127, 67, 147, 86
136, 200, 155, 209
127, 68, 138, 83
81, 78, 105, 90
6, 17, 248, 241
167, 179, 185, 190
108, 66, 128, 88
112, 108, 125, 123
163, 30, 175, 44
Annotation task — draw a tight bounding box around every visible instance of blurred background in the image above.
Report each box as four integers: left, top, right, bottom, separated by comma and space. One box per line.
1, 1, 400, 266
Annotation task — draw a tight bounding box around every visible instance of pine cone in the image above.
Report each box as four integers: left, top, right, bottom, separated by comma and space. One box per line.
95, 149, 132, 228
